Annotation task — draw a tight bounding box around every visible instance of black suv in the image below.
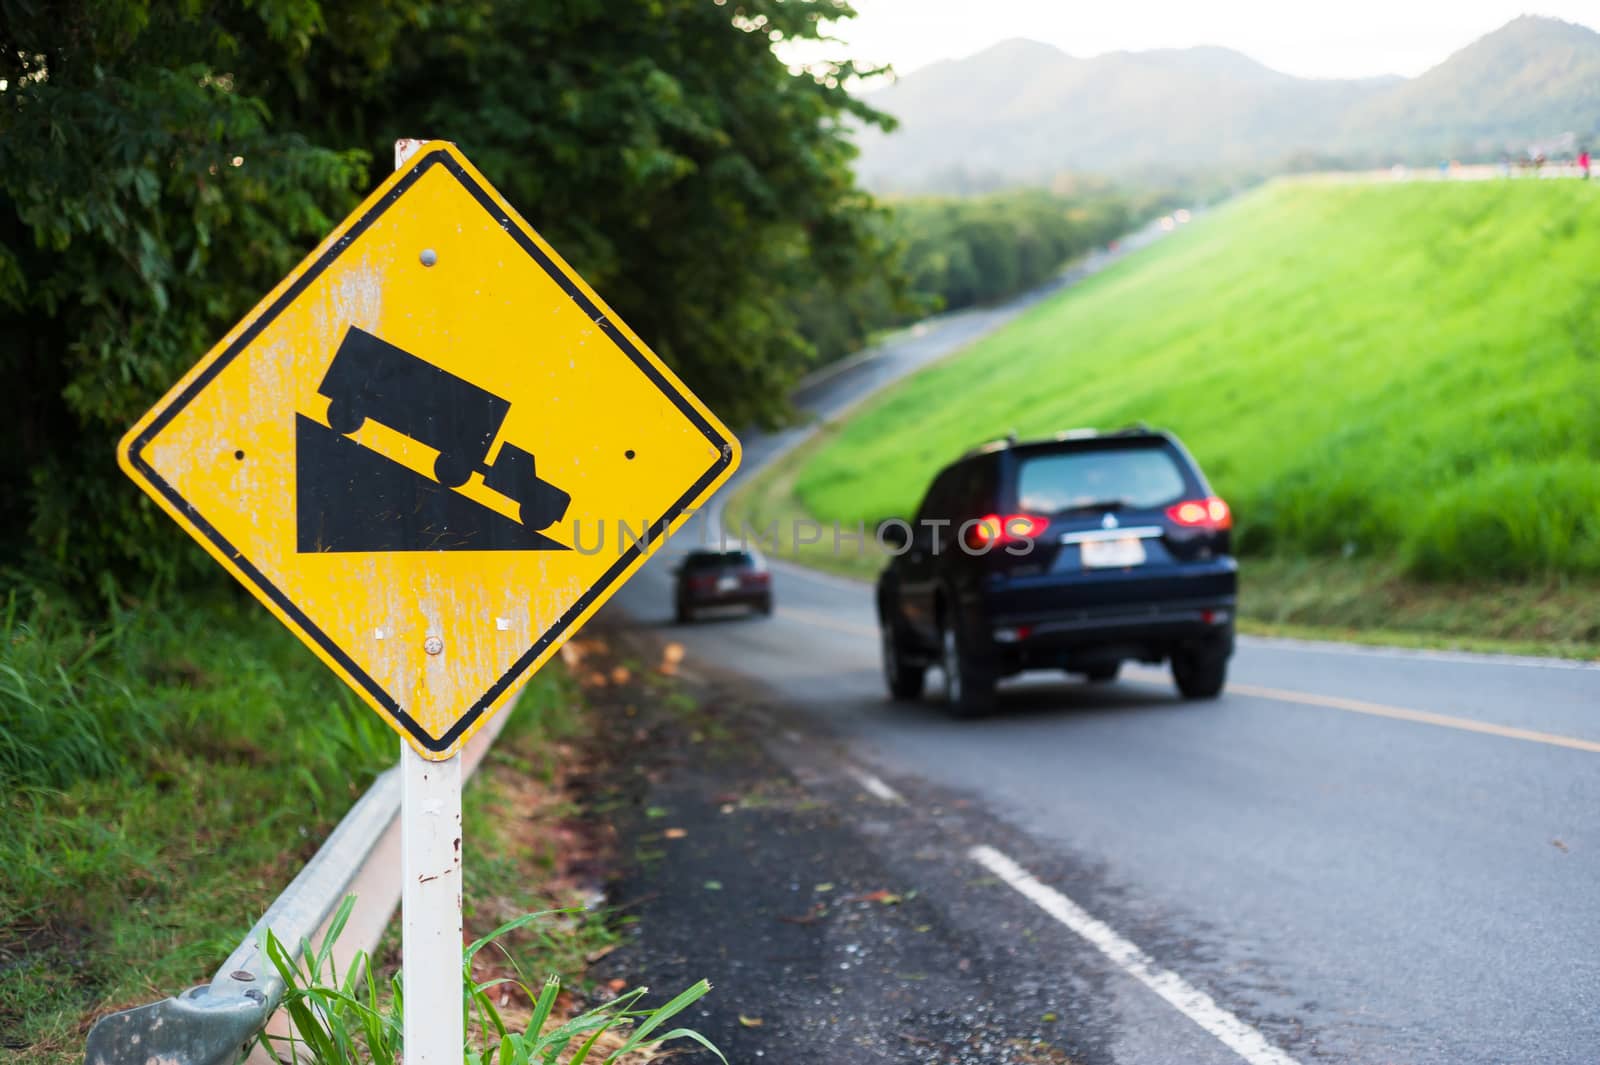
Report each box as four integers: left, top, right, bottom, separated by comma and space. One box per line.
876, 428, 1236, 715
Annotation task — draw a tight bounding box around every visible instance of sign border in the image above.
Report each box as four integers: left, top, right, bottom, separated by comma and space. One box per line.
119, 144, 737, 756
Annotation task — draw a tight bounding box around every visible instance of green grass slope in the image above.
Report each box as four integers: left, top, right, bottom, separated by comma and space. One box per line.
796, 179, 1600, 580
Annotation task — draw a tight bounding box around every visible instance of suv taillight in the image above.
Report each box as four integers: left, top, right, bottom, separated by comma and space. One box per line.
966, 513, 1051, 550
1166, 497, 1232, 531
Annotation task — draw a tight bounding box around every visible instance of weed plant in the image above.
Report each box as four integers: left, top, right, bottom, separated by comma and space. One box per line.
262, 898, 721, 1065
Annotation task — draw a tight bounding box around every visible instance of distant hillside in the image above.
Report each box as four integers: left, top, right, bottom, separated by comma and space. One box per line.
1343, 16, 1600, 154
792, 179, 1600, 580
856, 16, 1600, 190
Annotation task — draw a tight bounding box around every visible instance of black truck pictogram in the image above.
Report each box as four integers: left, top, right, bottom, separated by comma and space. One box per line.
316, 326, 571, 530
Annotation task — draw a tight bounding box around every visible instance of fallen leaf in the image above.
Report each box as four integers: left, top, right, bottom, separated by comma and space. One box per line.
778, 902, 827, 925
845, 889, 902, 905
1553, 838, 1570, 852
814, 882, 834, 893
704, 880, 723, 891
663, 827, 688, 840
610, 665, 632, 685
607, 978, 627, 992
738, 1014, 764, 1028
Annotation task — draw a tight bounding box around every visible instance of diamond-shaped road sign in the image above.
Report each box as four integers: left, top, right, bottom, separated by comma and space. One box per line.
119, 141, 739, 759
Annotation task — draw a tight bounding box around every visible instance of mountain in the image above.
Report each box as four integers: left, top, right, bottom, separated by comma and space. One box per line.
1343, 16, 1600, 154
854, 17, 1600, 191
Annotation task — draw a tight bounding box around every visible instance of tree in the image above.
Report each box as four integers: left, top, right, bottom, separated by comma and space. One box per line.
0, 0, 895, 594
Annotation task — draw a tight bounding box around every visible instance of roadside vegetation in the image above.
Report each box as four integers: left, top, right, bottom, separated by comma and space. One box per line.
798, 184, 1162, 366
0, 0, 902, 594
0, 591, 392, 1056
794, 179, 1600, 585
267, 901, 716, 1065
0, 590, 669, 1061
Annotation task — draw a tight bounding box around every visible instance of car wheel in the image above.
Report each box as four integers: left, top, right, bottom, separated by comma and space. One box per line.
880, 619, 925, 701
940, 609, 995, 718
675, 600, 693, 625
1082, 663, 1121, 683
757, 595, 773, 617
1172, 649, 1227, 699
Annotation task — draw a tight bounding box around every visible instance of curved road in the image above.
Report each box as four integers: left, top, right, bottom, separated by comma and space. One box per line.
606, 241, 1600, 1064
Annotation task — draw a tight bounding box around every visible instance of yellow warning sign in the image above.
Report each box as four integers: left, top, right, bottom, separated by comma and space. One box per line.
118, 141, 739, 759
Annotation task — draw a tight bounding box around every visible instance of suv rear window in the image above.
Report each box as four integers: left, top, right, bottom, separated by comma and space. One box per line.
1016, 446, 1189, 514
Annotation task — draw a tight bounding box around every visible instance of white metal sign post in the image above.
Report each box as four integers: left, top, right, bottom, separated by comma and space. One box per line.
393, 136, 465, 1063
400, 742, 463, 1060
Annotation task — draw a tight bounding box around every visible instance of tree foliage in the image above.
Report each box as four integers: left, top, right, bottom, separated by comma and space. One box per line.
0, 0, 895, 592
896, 190, 1138, 311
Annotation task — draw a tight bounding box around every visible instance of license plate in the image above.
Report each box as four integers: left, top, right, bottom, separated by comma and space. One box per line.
716, 575, 739, 592
1081, 537, 1147, 569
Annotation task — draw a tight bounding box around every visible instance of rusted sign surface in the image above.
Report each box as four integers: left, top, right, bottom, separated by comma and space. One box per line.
118, 141, 740, 758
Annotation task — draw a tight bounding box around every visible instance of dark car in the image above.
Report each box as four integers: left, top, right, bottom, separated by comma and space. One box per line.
875, 428, 1236, 716
674, 549, 773, 623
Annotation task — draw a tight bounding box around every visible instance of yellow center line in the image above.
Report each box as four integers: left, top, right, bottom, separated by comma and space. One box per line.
775, 605, 878, 637
1129, 668, 1600, 755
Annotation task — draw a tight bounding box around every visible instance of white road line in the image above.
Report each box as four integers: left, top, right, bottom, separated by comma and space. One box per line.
970, 845, 1301, 1065
847, 767, 904, 803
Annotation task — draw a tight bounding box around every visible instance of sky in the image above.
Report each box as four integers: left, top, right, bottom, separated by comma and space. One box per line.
780, 2, 1600, 82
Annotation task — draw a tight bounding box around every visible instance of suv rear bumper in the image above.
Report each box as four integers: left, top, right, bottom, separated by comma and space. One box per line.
978, 559, 1236, 672
986, 598, 1235, 673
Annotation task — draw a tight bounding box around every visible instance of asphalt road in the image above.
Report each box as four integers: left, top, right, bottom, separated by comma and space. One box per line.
604, 235, 1600, 1064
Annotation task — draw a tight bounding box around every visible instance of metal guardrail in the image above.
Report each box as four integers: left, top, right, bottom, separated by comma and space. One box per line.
84, 711, 510, 1065
85, 767, 401, 1065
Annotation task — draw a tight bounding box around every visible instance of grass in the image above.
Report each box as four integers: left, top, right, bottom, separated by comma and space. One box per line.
723, 425, 1600, 660
791, 178, 1600, 583
263, 898, 719, 1065
0, 584, 577, 1061
455, 659, 623, 989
